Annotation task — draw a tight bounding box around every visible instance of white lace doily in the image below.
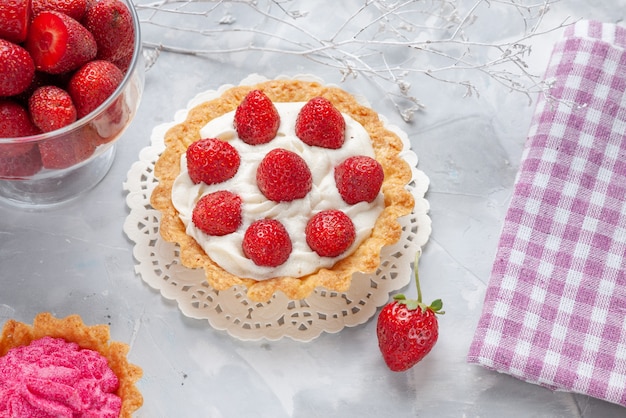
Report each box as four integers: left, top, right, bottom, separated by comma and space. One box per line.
123, 74, 431, 341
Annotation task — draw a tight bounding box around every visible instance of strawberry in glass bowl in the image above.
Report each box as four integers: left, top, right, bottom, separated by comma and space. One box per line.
0, 0, 144, 208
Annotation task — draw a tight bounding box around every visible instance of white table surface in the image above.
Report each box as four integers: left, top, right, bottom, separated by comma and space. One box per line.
1, 1, 625, 416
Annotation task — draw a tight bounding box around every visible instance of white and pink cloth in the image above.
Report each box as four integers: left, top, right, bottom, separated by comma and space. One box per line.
468, 20, 626, 406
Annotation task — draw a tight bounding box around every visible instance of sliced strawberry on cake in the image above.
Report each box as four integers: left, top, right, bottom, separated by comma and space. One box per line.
234, 90, 280, 145
306, 209, 356, 257
242, 219, 292, 267
186, 138, 241, 185
295, 96, 346, 149
192, 190, 243, 236
256, 148, 312, 202
334, 155, 384, 204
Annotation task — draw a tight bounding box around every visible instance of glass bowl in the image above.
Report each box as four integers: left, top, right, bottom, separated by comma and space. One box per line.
0, 0, 144, 209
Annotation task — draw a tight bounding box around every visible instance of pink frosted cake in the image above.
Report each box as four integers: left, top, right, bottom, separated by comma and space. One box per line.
0, 313, 142, 417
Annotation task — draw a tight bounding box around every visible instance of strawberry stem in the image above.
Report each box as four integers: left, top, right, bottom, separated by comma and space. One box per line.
393, 249, 444, 315
415, 250, 423, 305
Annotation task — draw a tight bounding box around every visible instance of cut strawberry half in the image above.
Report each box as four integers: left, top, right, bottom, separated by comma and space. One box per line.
25, 11, 97, 74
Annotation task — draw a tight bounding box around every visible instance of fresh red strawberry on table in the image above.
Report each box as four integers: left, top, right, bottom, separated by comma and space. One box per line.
84, 0, 134, 62
296, 96, 345, 149
305, 209, 356, 257
186, 138, 241, 185
32, 0, 88, 21
256, 148, 312, 202
242, 219, 292, 267
234, 90, 280, 145
25, 11, 97, 74
67, 60, 123, 118
0, 39, 35, 97
0, 0, 30, 43
377, 252, 444, 372
29, 86, 77, 133
192, 190, 242, 236
334, 155, 384, 204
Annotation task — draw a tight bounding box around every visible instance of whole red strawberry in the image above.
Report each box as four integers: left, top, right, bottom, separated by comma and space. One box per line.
0, 0, 30, 43
0, 145, 43, 179
376, 253, 444, 372
0, 39, 35, 97
68, 60, 124, 118
256, 148, 312, 202
242, 219, 292, 267
295, 96, 345, 149
84, 0, 134, 62
25, 11, 97, 74
0, 100, 41, 141
234, 90, 280, 145
186, 138, 240, 185
29, 86, 77, 133
305, 209, 356, 257
0, 100, 43, 178
32, 0, 88, 21
192, 191, 242, 236
38, 132, 96, 169
334, 155, 384, 204
0, 99, 41, 178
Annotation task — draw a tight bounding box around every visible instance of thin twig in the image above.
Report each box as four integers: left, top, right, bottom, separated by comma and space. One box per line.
135, 0, 570, 121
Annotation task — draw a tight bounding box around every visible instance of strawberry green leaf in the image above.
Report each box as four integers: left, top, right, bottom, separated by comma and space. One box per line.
430, 299, 443, 311
429, 299, 445, 315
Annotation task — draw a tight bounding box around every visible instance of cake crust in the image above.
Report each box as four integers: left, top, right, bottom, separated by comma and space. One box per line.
0, 312, 143, 417
151, 79, 415, 301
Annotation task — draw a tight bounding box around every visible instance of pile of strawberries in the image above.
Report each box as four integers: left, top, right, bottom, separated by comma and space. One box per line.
187, 90, 385, 267
0, 0, 135, 178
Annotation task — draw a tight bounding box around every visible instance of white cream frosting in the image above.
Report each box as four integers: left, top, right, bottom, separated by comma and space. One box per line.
172, 102, 384, 280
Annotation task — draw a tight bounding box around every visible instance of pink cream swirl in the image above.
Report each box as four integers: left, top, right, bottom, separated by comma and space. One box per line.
0, 336, 121, 417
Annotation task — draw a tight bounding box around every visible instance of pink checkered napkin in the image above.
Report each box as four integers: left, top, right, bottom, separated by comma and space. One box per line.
467, 20, 626, 406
